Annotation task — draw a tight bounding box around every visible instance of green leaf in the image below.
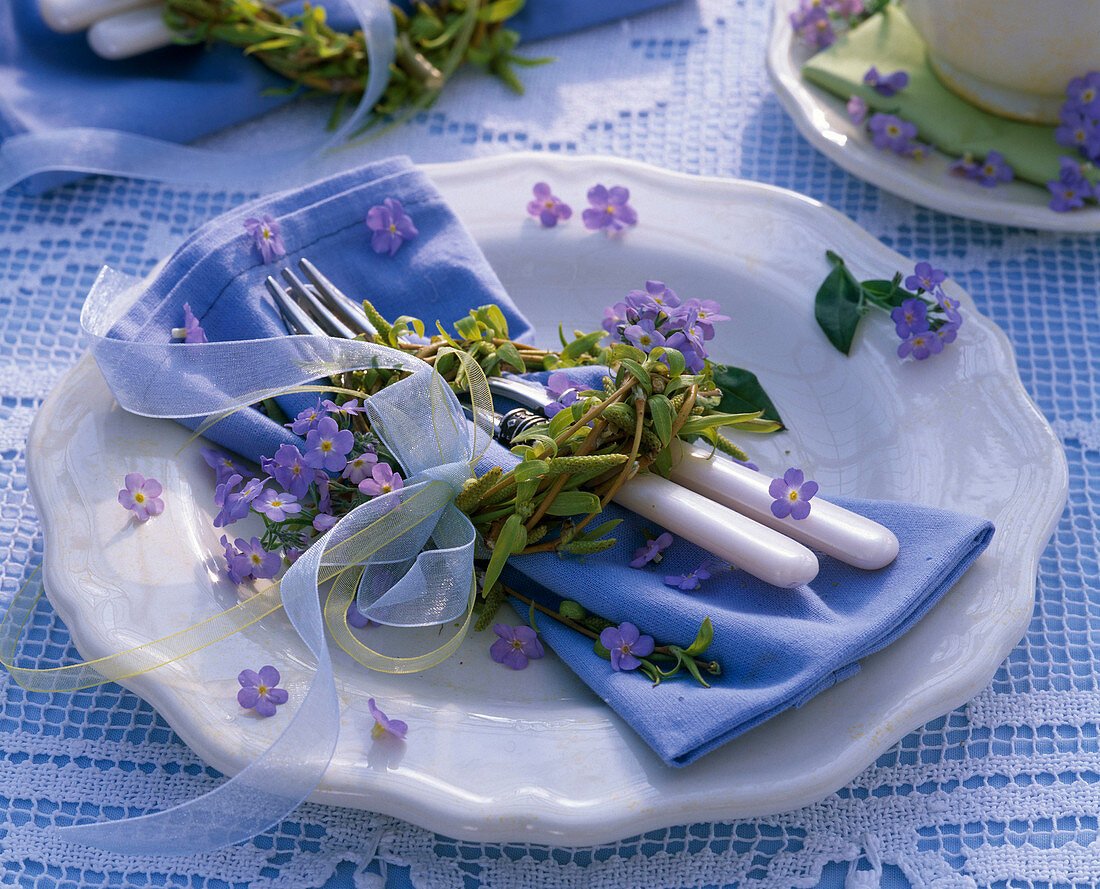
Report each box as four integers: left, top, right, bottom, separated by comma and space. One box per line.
454, 314, 483, 342
711, 365, 784, 428
861, 276, 917, 310
574, 518, 622, 541
547, 407, 575, 439
543, 491, 602, 516
658, 347, 686, 377
814, 254, 864, 355
483, 513, 525, 592
593, 638, 611, 661
618, 358, 651, 394
677, 410, 764, 437
639, 660, 662, 685
511, 459, 548, 483
560, 330, 606, 359
647, 394, 673, 446
684, 617, 714, 657
652, 445, 673, 477
680, 652, 711, 688
495, 341, 526, 373
478, 0, 526, 23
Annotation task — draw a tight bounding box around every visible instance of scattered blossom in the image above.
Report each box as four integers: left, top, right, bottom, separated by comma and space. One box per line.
244, 214, 286, 264
630, 531, 673, 568
897, 328, 942, 360
768, 468, 818, 520
863, 66, 908, 96
489, 624, 545, 670
171, 302, 207, 343
847, 95, 868, 126
973, 150, 1014, 187
237, 665, 289, 717
582, 184, 637, 233
118, 472, 164, 522
358, 462, 404, 498
791, 6, 835, 50
890, 298, 929, 339
526, 182, 572, 227
868, 113, 917, 153
286, 401, 326, 436
342, 449, 379, 485
271, 444, 312, 498
599, 622, 655, 672
905, 261, 947, 295
948, 153, 979, 178
366, 198, 418, 256
368, 698, 408, 740
665, 562, 713, 591
347, 601, 376, 629
543, 372, 581, 417
202, 447, 246, 485
1047, 156, 1094, 212
253, 488, 302, 522
227, 536, 281, 581
321, 398, 364, 416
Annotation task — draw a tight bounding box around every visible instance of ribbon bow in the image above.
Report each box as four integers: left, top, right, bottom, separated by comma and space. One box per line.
0, 266, 497, 852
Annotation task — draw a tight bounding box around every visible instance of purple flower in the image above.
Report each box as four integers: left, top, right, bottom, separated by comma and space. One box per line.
664, 330, 706, 373
847, 95, 868, 126
229, 536, 282, 581
342, 449, 379, 485
322, 398, 364, 417
904, 261, 947, 295
171, 302, 208, 344
628, 280, 680, 314
272, 444, 312, 498
213, 473, 251, 528
526, 182, 573, 227
347, 601, 376, 629
830, 0, 864, 15
1066, 71, 1100, 118
368, 698, 408, 740
863, 66, 908, 96
935, 322, 960, 347
544, 371, 581, 417
630, 531, 673, 568
489, 623, 545, 670
791, 7, 835, 50
679, 297, 729, 337
237, 665, 289, 717
313, 512, 338, 532
664, 561, 713, 591
286, 401, 326, 435
905, 141, 935, 160
253, 488, 302, 522
949, 153, 979, 178
868, 113, 917, 153
624, 318, 666, 352
358, 462, 404, 497
582, 184, 638, 232
366, 198, 418, 257
768, 467, 819, 520
736, 457, 760, 472
889, 298, 929, 339
974, 151, 1014, 187
599, 622, 655, 672
1047, 156, 1094, 212
304, 416, 355, 473
897, 329, 942, 361
244, 214, 286, 264
1055, 110, 1100, 160
118, 472, 164, 522
201, 447, 246, 485
938, 291, 963, 325
221, 535, 247, 584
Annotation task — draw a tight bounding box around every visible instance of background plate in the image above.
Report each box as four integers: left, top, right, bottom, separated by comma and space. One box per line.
766, 0, 1100, 232
27, 154, 1066, 844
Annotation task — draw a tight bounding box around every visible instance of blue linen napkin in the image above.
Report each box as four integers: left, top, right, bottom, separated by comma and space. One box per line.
109, 155, 995, 767
2, 0, 682, 195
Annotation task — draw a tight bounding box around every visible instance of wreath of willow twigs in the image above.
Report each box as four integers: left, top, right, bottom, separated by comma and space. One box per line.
163, 0, 551, 134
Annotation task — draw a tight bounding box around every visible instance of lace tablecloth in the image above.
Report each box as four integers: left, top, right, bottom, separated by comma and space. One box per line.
1, 1, 1096, 887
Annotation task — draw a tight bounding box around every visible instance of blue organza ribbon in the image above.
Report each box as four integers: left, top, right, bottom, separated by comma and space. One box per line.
18, 266, 494, 853
0, 0, 394, 192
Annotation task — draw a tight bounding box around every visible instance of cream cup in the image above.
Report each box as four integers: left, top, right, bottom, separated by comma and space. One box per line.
903, 0, 1100, 123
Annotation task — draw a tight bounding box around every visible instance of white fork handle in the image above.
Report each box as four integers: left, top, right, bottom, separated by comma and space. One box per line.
612, 474, 820, 589
87, 6, 175, 59
38, 0, 158, 33
667, 440, 899, 570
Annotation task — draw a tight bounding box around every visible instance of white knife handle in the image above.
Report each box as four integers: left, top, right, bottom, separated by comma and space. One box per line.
667, 440, 899, 570
612, 473, 820, 589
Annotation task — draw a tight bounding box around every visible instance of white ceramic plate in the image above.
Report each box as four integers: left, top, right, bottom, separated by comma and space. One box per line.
766, 0, 1100, 232
28, 154, 1066, 844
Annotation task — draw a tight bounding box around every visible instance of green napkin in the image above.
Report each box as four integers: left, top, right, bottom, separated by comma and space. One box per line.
801, 4, 1066, 188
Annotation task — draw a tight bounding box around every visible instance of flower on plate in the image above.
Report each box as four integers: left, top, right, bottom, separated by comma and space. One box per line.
1066, 71, 1100, 118
368, 697, 408, 740
489, 623, 545, 670
358, 462, 404, 498
890, 297, 929, 339
905, 261, 947, 295
624, 318, 666, 352
342, 448, 379, 485
201, 447, 246, 485
868, 113, 918, 153
665, 561, 714, 591
230, 536, 282, 581
237, 665, 289, 717
366, 198, 418, 256
582, 184, 638, 232
527, 182, 572, 227
1047, 156, 1094, 212
790, 6, 835, 50
347, 600, 376, 629
630, 531, 673, 568
271, 444, 313, 499
768, 468, 818, 520
253, 488, 302, 522
863, 66, 908, 96
897, 328, 942, 361
847, 95, 868, 126
244, 214, 286, 264
974, 150, 1014, 187
286, 400, 326, 436
599, 622, 655, 672
118, 472, 164, 521
171, 302, 208, 344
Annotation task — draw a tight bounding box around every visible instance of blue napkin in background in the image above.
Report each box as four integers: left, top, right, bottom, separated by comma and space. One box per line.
2, 0, 683, 195
111, 156, 995, 767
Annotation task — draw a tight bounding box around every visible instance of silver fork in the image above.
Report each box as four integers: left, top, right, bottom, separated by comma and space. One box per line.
266, 258, 899, 585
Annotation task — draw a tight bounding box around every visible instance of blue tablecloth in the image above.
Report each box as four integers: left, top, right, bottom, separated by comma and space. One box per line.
0, 1, 1095, 888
